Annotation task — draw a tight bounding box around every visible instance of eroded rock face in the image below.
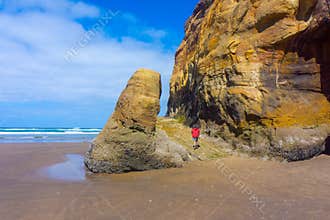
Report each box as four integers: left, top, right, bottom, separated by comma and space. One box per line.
101, 68, 161, 135
168, 0, 330, 160
85, 69, 191, 173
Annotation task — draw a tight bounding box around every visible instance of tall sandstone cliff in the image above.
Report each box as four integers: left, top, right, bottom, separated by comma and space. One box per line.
168, 0, 330, 160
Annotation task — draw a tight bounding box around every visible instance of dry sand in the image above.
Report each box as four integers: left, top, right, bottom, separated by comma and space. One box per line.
0, 143, 330, 220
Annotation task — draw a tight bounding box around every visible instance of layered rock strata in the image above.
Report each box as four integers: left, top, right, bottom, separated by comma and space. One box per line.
168, 0, 330, 160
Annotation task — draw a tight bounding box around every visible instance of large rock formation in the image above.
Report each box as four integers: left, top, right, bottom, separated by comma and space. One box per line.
86, 69, 191, 173
168, 0, 330, 160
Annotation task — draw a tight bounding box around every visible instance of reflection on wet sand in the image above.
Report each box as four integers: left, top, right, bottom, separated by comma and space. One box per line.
42, 154, 86, 182
0, 143, 330, 220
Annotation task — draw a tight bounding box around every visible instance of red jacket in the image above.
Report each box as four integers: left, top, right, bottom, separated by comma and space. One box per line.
191, 128, 200, 138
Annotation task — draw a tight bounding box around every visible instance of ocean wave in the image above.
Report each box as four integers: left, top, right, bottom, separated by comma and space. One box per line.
0, 128, 101, 130
0, 128, 100, 143
0, 127, 101, 134
0, 132, 100, 135
0, 128, 38, 131
17, 136, 47, 139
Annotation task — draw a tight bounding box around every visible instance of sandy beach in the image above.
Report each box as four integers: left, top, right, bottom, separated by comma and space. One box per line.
0, 143, 330, 220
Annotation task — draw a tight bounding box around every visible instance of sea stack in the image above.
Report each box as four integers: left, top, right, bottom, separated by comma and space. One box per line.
85, 68, 190, 173
167, 0, 330, 161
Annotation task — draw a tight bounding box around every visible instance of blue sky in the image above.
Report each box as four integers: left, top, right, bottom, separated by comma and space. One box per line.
0, 0, 199, 128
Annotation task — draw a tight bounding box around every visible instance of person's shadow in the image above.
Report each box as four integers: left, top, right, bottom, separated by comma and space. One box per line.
193, 145, 200, 150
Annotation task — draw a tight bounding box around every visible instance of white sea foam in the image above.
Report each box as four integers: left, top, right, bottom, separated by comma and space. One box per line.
0, 132, 100, 135
0, 128, 38, 131
0, 128, 101, 133
0, 127, 101, 142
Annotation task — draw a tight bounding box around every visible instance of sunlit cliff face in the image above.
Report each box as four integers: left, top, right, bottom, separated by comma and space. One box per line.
167, 0, 330, 160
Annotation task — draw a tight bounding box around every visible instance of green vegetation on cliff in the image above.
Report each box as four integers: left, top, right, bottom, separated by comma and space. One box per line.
157, 117, 229, 160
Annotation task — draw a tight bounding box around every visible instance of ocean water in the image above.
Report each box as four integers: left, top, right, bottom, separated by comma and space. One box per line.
0, 128, 101, 143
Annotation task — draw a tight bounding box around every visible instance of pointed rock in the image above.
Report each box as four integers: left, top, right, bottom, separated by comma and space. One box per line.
85, 69, 191, 173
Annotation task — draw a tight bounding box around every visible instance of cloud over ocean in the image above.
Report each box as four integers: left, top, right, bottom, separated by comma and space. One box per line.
0, 0, 197, 127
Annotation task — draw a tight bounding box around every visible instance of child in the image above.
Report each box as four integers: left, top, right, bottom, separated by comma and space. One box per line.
191, 124, 200, 150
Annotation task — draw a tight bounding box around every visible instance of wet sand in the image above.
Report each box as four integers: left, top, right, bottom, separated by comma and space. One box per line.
0, 143, 330, 220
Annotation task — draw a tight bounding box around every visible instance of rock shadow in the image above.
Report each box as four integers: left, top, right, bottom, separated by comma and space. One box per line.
323, 136, 330, 155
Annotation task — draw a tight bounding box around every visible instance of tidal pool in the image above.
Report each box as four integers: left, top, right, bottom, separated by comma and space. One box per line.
43, 154, 86, 181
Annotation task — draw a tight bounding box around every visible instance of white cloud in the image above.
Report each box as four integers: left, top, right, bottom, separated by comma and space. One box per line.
70, 1, 100, 18
0, 0, 174, 110
1, 0, 100, 18
143, 28, 168, 40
